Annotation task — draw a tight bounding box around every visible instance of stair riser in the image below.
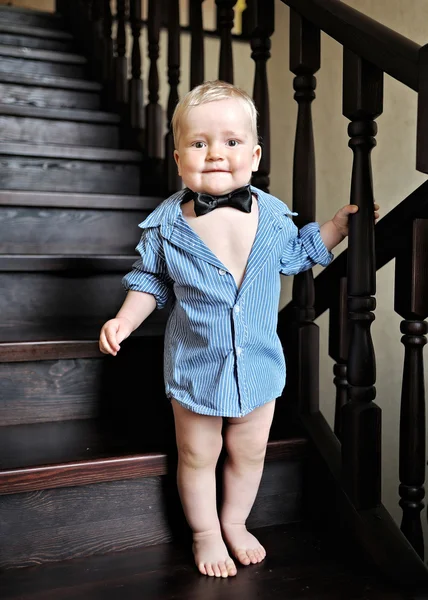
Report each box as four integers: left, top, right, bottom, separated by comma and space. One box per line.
0, 158, 141, 194
0, 461, 302, 569
0, 271, 133, 331
0, 116, 119, 148
0, 10, 64, 30
0, 337, 165, 426
0, 358, 103, 425
0, 207, 145, 255
0, 57, 85, 79
0, 33, 72, 52
0, 83, 100, 110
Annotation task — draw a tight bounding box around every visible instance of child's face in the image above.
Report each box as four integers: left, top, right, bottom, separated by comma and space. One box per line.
174, 98, 261, 196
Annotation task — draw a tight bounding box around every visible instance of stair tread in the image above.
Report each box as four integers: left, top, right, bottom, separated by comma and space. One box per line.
0, 190, 161, 210
0, 44, 86, 64
0, 521, 407, 599
0, 22, 72, 41
0, 254, 135, 271
0, 317, 166, 346
0, 416, 305, 495
0, 71, 101, 91
0, 141, 142, 161
0, 103, 121, 123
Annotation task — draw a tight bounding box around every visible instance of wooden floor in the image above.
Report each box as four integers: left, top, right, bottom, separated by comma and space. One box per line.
0, 522, 416, 600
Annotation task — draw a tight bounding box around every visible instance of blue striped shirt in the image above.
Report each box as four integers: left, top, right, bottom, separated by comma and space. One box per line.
123, 186, 333, 417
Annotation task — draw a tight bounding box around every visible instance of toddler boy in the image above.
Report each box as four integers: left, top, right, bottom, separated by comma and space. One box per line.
99, 80, 378, 578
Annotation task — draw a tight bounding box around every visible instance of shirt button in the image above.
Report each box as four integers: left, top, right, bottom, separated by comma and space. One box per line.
236, 347, 242, 356
218, 269, 226, 276
234, 305, 240, 313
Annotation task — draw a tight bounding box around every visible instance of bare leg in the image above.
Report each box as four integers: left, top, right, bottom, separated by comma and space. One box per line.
220, 400, 276, 566
171, 399, 237, 578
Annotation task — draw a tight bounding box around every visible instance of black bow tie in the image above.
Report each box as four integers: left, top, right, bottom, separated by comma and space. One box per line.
183, 184, 253, 217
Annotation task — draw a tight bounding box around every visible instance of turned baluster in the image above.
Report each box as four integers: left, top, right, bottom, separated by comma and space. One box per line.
395, 219, 428, 559
115, 0, 128, 117
341, 50, 383, 509
189, 0, 205, 89
144, 0, 163, 192
215, 0, 237, 83
245, 0, 274, 192
90, 0, 104, 82
101, 0, 114, 108
165, 0, 181, 195
329, 277, 349, 441
129, 0, 144, 147
289, 11, 320, 413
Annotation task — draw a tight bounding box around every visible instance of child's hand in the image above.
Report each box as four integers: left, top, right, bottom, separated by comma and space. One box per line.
99, 317, 133, 356
332, 203, 380, 237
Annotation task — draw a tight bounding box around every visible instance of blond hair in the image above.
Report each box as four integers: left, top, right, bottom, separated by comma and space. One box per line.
172, 80, 258, 147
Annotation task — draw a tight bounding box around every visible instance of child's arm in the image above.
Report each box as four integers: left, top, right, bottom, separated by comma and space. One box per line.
99, 226, 173, 356
99, 290, 156, 356
320, 203, 380, 251
279, 203, 379, 276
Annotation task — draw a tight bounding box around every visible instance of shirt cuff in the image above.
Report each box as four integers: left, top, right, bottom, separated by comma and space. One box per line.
122, 272, 170, 310
300, 222, 334, 267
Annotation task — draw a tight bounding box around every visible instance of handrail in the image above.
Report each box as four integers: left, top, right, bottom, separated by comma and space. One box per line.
281, 0, 420, 91
280, 179, 428, 322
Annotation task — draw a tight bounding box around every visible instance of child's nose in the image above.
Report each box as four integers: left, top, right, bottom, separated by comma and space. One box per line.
206, 144, 223, 160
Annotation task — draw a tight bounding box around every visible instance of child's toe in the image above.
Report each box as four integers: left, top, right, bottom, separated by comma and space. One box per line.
226, 558, 237, 576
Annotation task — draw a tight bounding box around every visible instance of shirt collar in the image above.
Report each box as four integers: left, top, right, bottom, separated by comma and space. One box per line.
138, 185, 297, 235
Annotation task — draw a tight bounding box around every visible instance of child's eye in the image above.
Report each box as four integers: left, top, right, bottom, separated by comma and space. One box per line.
227, 140, 239, 147
192, 141, 206, 148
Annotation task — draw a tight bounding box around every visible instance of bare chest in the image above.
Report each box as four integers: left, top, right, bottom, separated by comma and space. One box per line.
180, 199, 259, 289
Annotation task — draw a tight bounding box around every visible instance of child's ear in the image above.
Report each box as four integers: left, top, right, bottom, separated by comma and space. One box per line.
174, 150, 181, 175
252, 144, 262, 172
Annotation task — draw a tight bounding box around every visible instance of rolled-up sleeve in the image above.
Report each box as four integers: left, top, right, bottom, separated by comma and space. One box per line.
122, 227, 174, 310
279, 221, 333, 276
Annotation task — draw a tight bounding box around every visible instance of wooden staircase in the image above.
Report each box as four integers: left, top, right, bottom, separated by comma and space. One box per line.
0, 2, 425, 598
0, 3, 309, 593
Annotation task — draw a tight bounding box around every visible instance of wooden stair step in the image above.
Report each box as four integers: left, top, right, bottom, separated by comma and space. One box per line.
0, 419, 306, 495
0, 46, 87, 79
0, 254, 135, 271
0, 104, 120, 123
0, 190, 161, 210
0, 22, 73, 52
0, 56, 85, 79
0, 5, 64, 30
0, 71, 101, 92
0, 44, 86, 65
0, 104, 120, 147
0, 22, 72, 42
0, 143, 143, 194
0, 77, 101, 110
0, 522, 408, 599
0, 81, 100, 110
0, 192, 159, 254
0, 411, 305, 569
0, 141, 141, 161
0, 254, 161, 339
0, 315, 166, 343
0, 336, 166, 425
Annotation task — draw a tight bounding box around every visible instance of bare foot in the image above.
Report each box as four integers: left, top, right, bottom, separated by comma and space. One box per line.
221, 523, 266, 566
193, 530, 237, 578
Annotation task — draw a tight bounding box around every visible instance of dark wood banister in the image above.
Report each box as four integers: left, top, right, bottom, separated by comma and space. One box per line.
282, 179, 428, 321
281, 0, 420, 91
